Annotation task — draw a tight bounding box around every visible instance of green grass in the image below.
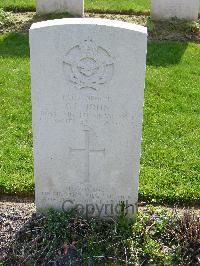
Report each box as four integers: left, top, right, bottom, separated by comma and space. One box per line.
0, 0, 35, 12
0, 33, 200, 203
141, 42, 200, 204
0, 0, 149, 13
85, 0, 150, 13
1, 0, 200, 13
0, 33, 34, 194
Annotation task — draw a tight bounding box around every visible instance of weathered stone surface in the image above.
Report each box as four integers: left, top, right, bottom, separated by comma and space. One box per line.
151, 0, 199, 21
36, 0, 84, 16
30, 18, 147, 217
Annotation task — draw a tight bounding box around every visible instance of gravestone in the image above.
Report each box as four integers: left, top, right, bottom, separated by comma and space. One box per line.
36, 0, 84, 17
151, 0, 199, 21
30, 18, 147, 218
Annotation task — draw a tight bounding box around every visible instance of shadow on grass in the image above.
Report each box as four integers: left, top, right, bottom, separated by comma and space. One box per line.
1, 34, 189, 63
139, 193, 200, 207
147, 41, 189, 67
85, 8, 150, 15
36, 11, 74, 21
0, 32, 29, 58
2, 5, 35, 12
0, 13, 74, 58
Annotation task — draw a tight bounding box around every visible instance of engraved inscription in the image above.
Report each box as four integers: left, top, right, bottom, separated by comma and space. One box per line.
63, 39, 114, 90
40, 94, 131, 128
70, 128, 105, 182
167, 3, 179, 15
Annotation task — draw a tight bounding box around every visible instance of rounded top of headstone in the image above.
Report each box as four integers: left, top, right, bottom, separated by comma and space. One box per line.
30, 18, 147, 35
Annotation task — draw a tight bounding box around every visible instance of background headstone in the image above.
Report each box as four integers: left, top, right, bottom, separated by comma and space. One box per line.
151, 0, 199, 21
36, 0, 84, 17
30, 18, 147, 217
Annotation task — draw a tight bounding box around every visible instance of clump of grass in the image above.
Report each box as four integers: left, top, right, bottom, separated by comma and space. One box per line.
186, 21, 200, 33
3, 206, 199, 265
169, 19, 200, 35
4, 208, 134, 265
146, 17, 155, 32
167, 210, 200, 265
0, 8, 10, 26
147, 18, 200, 41
129, 206, 176, 265
0, 0, 35, 12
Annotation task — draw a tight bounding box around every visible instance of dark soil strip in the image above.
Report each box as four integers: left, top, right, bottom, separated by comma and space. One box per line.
1, 12, 199, 43
85, 9, 150, 16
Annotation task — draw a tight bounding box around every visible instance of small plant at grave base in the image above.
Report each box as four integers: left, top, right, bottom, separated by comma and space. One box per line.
4, 208, 130, 265
5, 206, 199, 265
146, 17, 155, 33
168, 19, 200, 35
166, 210, 200, 265
0, 8, 10, 26
186, 21, 200, 33
128, 205, 176, 265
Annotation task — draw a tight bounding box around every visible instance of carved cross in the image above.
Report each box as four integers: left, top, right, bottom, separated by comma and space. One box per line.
70, 129, 105, 182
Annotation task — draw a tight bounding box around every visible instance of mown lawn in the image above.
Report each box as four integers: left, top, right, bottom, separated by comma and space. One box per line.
141, 42, 200, 204
0, 0, 149, 12
85, 0, 150, 13
0, 33, 34, 194
0, 33, 199, 203
1, 0, 200, 13
0, 0, 35, 11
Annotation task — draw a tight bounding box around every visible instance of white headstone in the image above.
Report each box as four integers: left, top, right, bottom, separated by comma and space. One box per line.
151, 0, 199, 21
36, 0, 84, 17
30, 18, 147, 218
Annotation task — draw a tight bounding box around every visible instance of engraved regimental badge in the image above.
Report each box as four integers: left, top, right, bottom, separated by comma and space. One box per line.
63, 39, 114, 90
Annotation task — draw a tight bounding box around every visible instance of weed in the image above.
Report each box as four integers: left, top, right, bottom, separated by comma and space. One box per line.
147, 17, 155, 32
167, 210, 200, 265
0, 8, 10, 25
4, 207, 199, 265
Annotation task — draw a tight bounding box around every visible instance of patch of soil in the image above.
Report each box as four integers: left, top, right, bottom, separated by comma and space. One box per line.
0, 200, 35, 261
0, 11, 34, 33
0, 197, 199, 263
0, 11, 200, 43
86, 12, 200, 43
